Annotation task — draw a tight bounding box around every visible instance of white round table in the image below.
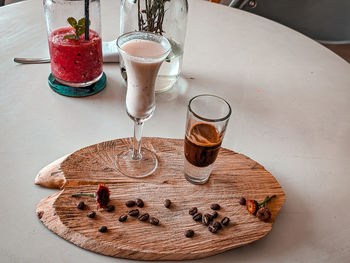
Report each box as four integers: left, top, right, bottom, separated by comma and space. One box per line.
1, 0, 349, 262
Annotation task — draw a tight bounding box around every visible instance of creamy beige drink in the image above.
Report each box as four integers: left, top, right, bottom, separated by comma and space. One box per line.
115, 32, 170, 178
121, 39, 166, 119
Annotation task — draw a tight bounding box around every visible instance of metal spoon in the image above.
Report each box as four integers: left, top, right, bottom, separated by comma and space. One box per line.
14, 40, 119, 64
14, 57, 50, 64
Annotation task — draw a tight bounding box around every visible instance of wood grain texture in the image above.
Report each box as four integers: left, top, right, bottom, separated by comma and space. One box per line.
36, 137, 285, 260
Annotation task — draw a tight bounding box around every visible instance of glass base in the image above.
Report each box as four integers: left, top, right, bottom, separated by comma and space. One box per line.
155, 74, 179, 93
115, 148, 158, 178
184, 159, 213, 184
48, 72, 106, 97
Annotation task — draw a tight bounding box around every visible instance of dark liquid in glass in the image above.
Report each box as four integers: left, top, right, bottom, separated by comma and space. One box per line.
184, 122, 222, 167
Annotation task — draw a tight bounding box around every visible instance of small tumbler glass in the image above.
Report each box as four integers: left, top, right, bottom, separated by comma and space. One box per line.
184, 94, 231, 184
43, 0, 103, 88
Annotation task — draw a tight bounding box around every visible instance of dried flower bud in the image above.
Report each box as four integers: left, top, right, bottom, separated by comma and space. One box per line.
96, 184, 110, 208
257, 207, 271, 221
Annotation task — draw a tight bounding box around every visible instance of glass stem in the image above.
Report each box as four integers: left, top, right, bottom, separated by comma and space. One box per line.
132, 120, 144, 160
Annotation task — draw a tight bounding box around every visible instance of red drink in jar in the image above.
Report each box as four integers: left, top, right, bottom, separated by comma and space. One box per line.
48, 27, 103, 86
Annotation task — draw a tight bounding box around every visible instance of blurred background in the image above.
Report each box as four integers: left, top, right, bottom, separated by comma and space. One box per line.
210, 0, 350, 62
2, 0, 348, 62
1, 0, 21, 5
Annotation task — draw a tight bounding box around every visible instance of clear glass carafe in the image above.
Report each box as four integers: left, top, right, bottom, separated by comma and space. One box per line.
120, 0, 188, 92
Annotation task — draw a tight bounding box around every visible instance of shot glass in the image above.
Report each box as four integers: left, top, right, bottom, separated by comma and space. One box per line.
184, 94, 231, 184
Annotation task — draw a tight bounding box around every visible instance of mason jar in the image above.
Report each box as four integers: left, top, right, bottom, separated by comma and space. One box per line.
43, 0, 103, 88
120, 0, 188, 93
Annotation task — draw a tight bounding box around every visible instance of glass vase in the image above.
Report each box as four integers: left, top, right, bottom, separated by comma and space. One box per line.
120, 0, 188, 93
43, 0, 103, 88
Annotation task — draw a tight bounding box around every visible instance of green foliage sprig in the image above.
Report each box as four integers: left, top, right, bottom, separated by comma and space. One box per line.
64, 17, 90, 40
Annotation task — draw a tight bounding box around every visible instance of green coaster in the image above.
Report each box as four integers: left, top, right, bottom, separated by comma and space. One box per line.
48, 72, 106, 97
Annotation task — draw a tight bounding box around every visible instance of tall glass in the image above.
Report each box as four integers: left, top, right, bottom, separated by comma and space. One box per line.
115, 32, 171, 178
184, 95, 232, 184
43, 0, 103, 88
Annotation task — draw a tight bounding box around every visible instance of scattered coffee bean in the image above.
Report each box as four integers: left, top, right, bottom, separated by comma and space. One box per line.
221, 217, 230, 226
239, 197, 246, 205
125, 200, 136, 207
138, 213, 150, 222
87, 211, 96, 218
212, 211, 218, 219
213, 221, 222, 230
106, 205, 115, 212
208, 226, 218, 234
164, 199, 171, 208
77, 201, 85, 210
210, 203, 220, 210
119, 214, 128, 222
98, 226, 107, 233
150, 217, 159, 226
135, 198, 144, 208
128, 209, 139, 217
184, 229, 194, 238
204, 213, 213, 222
202, 214, 211, 226
193, 213, 202, 221
189, 207, 198, 215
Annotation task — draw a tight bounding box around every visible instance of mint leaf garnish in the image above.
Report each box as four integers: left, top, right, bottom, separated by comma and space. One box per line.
67, 17, 77, 28
64, 17, 90, 40
78, 18, 85, 27
63, 34, 78, 40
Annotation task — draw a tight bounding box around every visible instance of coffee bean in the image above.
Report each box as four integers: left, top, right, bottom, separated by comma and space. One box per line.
202, 214, 211, 226
193, 213, 202, 221
204, 213, 213, 222
150, 217, 159, 226
208, 226, 218, 234
135, 198, 144, 208
106, 205, 115, 212
184, 229, 194, 238
98, 226, 107, 233
239, 197, 246, 205
125, 200, 136, 207
210, 203, 220, 210
128, 209, 139, 217
213, 221, 222, 230
77, 201, 85, 210
87, 211, 96, 218
189, 207, 198, 215
164, 199, 171, 208
119, 214, 128, 222
138, 213, 149, 221
212, 211, 218, 219
221, 217, 230, 226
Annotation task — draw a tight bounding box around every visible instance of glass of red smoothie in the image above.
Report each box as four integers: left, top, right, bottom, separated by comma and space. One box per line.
44, 0, 103, 88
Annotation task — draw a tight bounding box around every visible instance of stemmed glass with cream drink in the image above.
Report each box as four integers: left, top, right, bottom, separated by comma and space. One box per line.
115, 32, 171, 178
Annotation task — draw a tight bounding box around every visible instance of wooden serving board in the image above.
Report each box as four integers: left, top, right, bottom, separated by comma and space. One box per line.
35, 137, 285, 260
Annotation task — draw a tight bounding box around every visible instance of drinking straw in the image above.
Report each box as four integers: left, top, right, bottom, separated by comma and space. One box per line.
84, 0, 89, 40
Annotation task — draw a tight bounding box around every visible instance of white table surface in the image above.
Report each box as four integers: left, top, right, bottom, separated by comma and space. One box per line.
1, 0, 350, 262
